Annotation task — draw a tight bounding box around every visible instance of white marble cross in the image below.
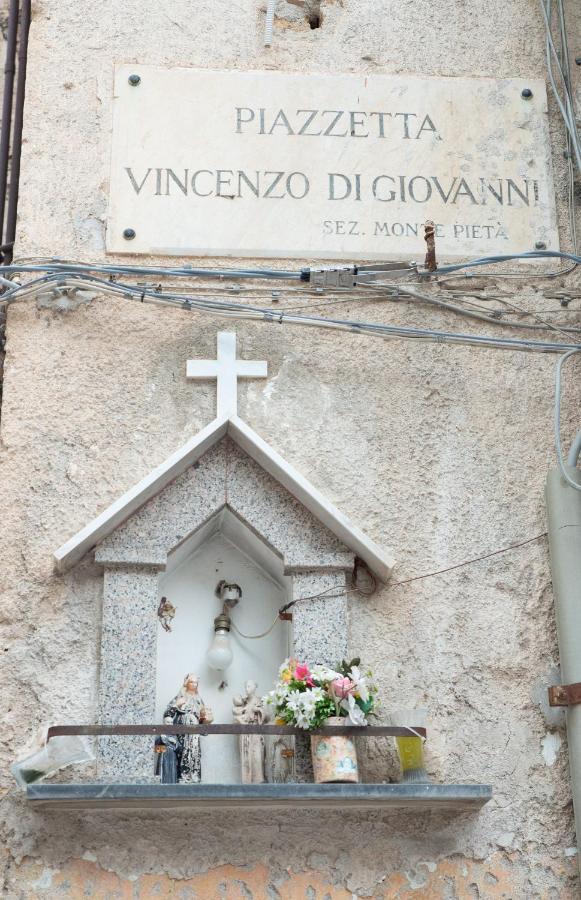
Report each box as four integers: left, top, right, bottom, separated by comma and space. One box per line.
186, 332, 267, 418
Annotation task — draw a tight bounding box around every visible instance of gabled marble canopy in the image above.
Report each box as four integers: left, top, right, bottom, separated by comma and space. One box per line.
54, 415, 396, 580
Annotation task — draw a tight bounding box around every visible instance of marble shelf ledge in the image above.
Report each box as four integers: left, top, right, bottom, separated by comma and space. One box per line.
26, 783, 492, 811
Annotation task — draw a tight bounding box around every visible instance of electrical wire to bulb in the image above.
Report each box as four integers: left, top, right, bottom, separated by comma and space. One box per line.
229, 568, 377, 641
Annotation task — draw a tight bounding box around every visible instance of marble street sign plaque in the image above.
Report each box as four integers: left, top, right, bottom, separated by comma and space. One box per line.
107, 66, 559, 261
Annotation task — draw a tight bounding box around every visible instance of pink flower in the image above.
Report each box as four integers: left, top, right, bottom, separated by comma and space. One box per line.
330, 677, 356, 700
294, 663, 311, 681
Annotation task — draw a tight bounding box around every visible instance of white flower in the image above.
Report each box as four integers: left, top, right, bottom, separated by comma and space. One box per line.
311, 664, 341, 683
282, 687, 326, 729
342, 694, 367, 727
349, 666, 370, 704
304, 686, 325, 703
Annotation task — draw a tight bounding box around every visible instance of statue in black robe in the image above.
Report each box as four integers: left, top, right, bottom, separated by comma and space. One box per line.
154, 717, 180, 784
161, 673, 213, 783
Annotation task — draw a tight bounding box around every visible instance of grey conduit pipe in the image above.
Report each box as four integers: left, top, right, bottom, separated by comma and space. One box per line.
567, 430, 581, 467
545, 456, 581, 875
0, 0, 20, 255
4, 0, 30, 264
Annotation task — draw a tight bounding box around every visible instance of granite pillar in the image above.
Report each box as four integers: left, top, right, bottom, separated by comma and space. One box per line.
290, 570, 350, 782
98, 565, 163, 780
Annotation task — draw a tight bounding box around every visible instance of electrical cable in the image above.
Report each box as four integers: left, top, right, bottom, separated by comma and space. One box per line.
376, 284, 581, 339
237, 535, 552, 620
4, 249, 581, 288
1, 271, 580, 354
424, 250, 581, 278
279, 586, 362, 616
231, 582, 371, 639
554, 348, 581, 492
231, 614, 281, 640
0, 260, 303, 280
388, 532, 548, 587
538, 0, 581, 173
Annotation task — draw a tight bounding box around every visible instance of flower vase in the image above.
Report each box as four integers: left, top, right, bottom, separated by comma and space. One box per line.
310, 717, 359, 783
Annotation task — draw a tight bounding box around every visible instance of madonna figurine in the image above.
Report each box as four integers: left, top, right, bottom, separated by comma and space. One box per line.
163, 673, 213, 784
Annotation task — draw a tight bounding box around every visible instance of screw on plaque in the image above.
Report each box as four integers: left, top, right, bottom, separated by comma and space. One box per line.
576, 56, 581, 66
123, 228, 136, 240
128, 74, 141, 86
521, 88, 533, 99
535, 241, 547, 250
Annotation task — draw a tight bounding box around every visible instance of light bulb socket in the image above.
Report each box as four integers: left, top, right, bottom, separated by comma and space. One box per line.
216, 580, 242, 607
213, 612, 231, 632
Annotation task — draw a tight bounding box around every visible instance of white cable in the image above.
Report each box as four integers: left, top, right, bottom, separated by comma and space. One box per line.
2, 271, 580, 354
554, 349, 581, 492
231, 615, 281, 640
538, 0, 581, 172
264, 0, 277, 45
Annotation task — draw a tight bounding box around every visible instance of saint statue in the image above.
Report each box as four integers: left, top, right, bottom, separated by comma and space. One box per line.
232, 680, 267, 784
162, 673, 213, 783
154, 716, 180, 784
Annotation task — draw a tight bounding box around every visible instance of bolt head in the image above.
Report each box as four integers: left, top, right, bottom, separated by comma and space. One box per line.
128, 74, 141, 86
123, 228, 136, 240
576, 56, 581, 66
535, 240, 547, 250
521, 88, 533, 99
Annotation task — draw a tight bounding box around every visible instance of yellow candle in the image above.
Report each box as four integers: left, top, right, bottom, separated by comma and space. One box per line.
395, 736, 425, 771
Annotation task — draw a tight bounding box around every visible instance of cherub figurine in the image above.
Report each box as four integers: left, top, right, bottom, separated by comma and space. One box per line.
157, 596, 176, 632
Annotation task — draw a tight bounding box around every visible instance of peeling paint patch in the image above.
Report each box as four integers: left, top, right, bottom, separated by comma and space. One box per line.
542, 731, 563, 766
29, 866, 58, 891
3, 853, 580, 899
3, 860, 352, 899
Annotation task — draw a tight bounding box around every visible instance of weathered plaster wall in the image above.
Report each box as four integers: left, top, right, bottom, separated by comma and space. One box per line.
1, 0, 581, 896
0, 3, 9, 416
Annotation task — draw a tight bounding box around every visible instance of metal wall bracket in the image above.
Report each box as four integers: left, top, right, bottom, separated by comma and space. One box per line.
548, 682, 581, 707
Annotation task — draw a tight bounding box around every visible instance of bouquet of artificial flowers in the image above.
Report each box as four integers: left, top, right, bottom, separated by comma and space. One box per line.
264, 658, 377, 730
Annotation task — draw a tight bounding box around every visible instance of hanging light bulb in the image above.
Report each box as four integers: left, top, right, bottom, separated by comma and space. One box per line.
206, 611, 234, 671
206, 582, 242, 672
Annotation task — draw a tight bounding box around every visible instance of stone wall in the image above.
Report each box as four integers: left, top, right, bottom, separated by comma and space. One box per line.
1, 1, 581, 897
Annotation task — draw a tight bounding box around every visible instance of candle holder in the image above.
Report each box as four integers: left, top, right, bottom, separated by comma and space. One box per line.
391, 708, 430, 784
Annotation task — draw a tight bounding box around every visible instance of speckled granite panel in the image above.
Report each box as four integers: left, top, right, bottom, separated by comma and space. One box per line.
96, 438, 353, 571
291, 571, 349, 666
98, 566, 161, 779
96, 441, 229, 566
225, 441, 353, 570
290, 571, 350, 783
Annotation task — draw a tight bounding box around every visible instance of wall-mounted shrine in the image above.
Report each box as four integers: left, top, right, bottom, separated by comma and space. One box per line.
27, 333, 491, 810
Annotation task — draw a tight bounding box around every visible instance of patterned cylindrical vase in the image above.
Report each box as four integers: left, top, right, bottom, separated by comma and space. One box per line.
310, 717, 359, 783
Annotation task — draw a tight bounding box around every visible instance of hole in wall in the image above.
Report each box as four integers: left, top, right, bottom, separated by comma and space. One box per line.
305, 0, 322, 29
285, 0, 323, 30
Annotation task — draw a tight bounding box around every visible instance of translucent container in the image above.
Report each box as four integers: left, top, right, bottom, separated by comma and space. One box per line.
11, 734, 94, 788
390, 708, 430, 784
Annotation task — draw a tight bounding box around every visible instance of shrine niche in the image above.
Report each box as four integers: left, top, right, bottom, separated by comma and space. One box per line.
54, 333, 395, 784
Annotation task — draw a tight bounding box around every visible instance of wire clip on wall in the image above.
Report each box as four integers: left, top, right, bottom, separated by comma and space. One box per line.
302, 262, 418, 289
